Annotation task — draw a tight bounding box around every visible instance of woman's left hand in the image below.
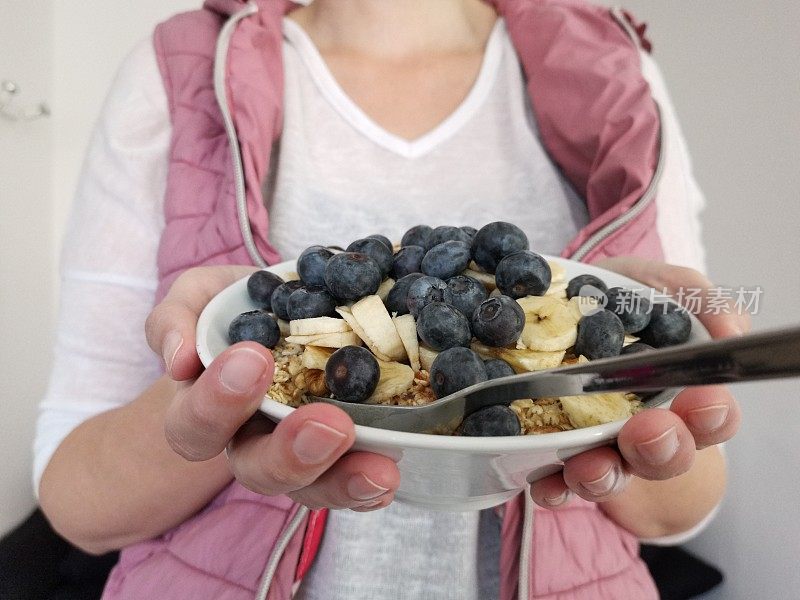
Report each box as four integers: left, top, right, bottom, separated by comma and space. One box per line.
529, 257, 747, 508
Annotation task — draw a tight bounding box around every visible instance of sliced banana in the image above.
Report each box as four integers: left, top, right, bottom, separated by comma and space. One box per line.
285, 331, 362, 348
623, 335, 639, 346
276, 318, 290, 338
559, 393, 634, 428
471, 341, 565, 373
290, 316, 352, 336
567, 296, 600, 321
516, 296, 578, 351
544, 281, 568, 298
302, 346, 334, 371
418, 345, 439, 372
547, 260, 566, 283
350, 295, 408, 362
336, 306, 392, 361
463, 268, 496, 291
393, 314, 420, 372
283, 271, 300, 281
366, 359, 415, 403
376, 278, 395, 303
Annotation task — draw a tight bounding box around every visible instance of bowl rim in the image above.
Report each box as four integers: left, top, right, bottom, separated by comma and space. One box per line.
198, 255, 708, 453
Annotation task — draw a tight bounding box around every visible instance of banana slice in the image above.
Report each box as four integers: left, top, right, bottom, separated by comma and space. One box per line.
623, 335, 639, 346
285, 331, 362, 348
336, 306, 392, 361
559, 393, 634, 428
547, 260, 566, 283
302, 346, 334, 371
393, 314, 421, 372
366, 359, 415, 403
283, 271, 300, 281
516, 296, 578, 351
544, 281, 568, 298
418, 345, 439, 372
376, 278, 395, 303
489, 288, 502, 298
471, 341, 565, 373
290, 316, 352, 336
276, 318, 290, 338
350, 295, 407, 362
463, 267, 496, 290
567, 296, 600, 321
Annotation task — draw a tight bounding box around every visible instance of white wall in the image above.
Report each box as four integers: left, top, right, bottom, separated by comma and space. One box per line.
0, 0, 54, 536
603, 2, 800, 598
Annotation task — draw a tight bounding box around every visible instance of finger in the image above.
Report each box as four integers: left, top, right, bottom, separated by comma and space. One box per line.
617, 408, 696, 480
593, 258, 750, 338
529, 472, 573, 509
288, 451, 400, 510
164, 342, 274, 460
562, 446, 631, 502
145, 265, 259, 380
227, 403, 355, 496
670, 386, 741, 449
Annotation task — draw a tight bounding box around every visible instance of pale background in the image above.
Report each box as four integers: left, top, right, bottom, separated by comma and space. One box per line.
1, 1, 798, 598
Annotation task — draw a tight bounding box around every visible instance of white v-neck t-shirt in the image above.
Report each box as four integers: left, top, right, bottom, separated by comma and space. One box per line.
278, 19, 585, 600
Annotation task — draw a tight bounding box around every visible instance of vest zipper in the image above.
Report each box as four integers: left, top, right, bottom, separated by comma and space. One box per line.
518, 488, 534, 600
214, 0, 268, 268
568, 102, 667, 262
256, 505, 310, 600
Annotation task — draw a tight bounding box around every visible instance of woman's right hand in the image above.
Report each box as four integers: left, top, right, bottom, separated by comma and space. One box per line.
145, 266, 400, 511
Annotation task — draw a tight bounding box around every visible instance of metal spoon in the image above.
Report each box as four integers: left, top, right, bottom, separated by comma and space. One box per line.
309, 326, 800, 433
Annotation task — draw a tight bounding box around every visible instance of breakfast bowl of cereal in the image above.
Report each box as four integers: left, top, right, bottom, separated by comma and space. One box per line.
196, 223, 709, 511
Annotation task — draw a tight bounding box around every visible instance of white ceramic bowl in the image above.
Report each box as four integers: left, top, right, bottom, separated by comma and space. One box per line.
196, 256, 709, 511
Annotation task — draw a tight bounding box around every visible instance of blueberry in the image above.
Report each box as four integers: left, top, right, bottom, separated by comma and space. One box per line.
401, 224, 433, 250
367, 234, 393, 251
484, 358, 516, 380
429, 347, 488, 399
287, 286, 338, 320
495, 250, 551, 298
392, 245, 426, 278
471, 296, 526, 347
385, 273, 424, 315
605, 287, 651, 334
461, 405, 521, 437
406, 276, 453, 318
471, 222, 529, 273
324, 252, 382, 301
421, 241, 471, 280
620, 342, 656, 355
346, 238, 393, 276
416, 302, 472, 351
428, 225, 473, 248
228, 310, 280, 349
246, 270, 285, 310
566, 274, 608, 301
460, 226, 478, 240
297, 246, 334, 287
447, 275, 488, 318
638, 303, 692, 348
574, 309, 625, 359
324, 346, 380, 403
271, 280, 305, 320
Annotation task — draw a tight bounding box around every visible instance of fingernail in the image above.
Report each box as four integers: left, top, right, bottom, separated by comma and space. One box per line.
359, 498, 385, 508
579, 465, 625, 497
347, 473, 390, 501
163, 331, 183, 375
219, 348, 270, 394
543, 489, 572, 507
686, 405, 729, 433
636, 426, 679, 465
293, 420, 348, 465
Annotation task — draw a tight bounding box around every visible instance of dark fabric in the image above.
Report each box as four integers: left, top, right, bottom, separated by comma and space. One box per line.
640, 544, 724, 600
0, 508, 118, 600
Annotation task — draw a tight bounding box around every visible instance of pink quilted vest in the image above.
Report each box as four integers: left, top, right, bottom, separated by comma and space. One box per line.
103, 1, 664, 598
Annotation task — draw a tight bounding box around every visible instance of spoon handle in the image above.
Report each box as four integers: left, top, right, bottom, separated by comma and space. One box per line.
465, 325, 800, 409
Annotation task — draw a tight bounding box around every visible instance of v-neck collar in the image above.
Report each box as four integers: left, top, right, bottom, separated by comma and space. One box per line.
282, 18, 506, 159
